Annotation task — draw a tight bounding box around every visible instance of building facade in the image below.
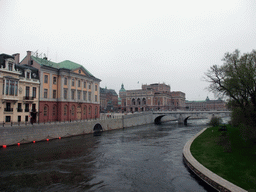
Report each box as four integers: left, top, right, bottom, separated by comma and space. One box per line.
100, 87, 118, 112
185, 96, 227, 111
0, 54, 40, 124
20, 51, 101, 122
119, 83, 186, 112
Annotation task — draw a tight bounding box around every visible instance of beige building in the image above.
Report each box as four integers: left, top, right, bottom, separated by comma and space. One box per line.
185, 96, 227, 111
119, 83, 186, 112
0, 54, 40, 124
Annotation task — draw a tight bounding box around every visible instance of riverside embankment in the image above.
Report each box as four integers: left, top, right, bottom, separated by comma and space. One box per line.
0, 112, 175, 146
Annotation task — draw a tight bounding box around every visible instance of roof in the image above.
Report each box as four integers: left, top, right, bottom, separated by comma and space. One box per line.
119, 83, 126, 92
31, 56, 94, 77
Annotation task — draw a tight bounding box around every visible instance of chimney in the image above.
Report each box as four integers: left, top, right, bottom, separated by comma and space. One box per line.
27, 51, 31, 59
12, 53, 20, 64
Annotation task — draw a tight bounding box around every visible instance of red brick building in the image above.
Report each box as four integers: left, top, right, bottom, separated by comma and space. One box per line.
20, 51, 101, 122
100, 87, 118, 112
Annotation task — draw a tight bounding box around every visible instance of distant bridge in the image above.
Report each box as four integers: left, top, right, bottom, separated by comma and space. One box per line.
152, 111, 231, 125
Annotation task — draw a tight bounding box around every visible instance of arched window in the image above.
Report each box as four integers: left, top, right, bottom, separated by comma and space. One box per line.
53, 105, 56, 116
132, 98, 135, 105
64, 105, 67, 115
95, 107, 98, 115
137, 98, 141, 105
142, 98, 146, 105
72, 105, 75, 115
89, 106, 91, 114
83, 106, 86, 115
44, 105, 48, 116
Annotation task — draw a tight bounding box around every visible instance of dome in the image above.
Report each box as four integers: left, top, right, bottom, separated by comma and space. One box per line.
119, 83, 126, 92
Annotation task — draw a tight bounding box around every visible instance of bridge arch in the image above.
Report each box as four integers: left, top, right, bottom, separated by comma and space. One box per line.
184, 116, 190, 125
93, 123, 103, 132
154, 115, 165, 125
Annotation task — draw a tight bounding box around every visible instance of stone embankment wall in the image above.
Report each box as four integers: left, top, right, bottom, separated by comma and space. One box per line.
0, 112, 175, 146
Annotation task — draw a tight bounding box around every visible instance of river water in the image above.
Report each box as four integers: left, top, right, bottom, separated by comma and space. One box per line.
0, 119, 217, 192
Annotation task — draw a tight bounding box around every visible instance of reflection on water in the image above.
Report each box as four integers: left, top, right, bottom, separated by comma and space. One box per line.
0, 118, 225, 191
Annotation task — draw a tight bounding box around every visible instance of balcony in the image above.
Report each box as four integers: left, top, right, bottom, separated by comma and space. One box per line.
31, 109, 37, 113
17, 108, 23, 112
23, 96, 34, 100
25, 108, 29, 112
4, 108, 13, 112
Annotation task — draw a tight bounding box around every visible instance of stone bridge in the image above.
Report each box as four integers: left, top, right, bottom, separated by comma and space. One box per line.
153, 111, 231, 125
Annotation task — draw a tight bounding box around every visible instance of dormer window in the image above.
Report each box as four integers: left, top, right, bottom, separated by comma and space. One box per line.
25, 70, 31, 79
8, 63, 13, 71
26, 72, 30, 79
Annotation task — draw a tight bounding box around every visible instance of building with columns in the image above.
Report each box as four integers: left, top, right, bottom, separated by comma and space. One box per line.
119, 83, 186, 112
0, 53, 40, 124
20, 51, 101, 122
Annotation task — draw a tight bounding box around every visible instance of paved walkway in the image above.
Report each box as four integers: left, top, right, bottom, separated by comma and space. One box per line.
183, 128, 247, 192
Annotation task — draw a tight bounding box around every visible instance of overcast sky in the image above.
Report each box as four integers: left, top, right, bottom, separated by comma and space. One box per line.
1, 0, 256, 100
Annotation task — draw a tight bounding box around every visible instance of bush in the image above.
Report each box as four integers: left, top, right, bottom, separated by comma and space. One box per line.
209, 116, 222, 127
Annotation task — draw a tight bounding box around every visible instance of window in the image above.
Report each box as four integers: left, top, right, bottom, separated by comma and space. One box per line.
32, 87, 36, 98
53, 76, 57, 84
44, 75, 48, 83
25, 103, 29, 112
79, 69, 81, 74
18, 103, 22, 112
6, 116, 11, 122
5, 102, 12, 112
3, 80, 18, 96
25, 86, 30, 97
83, 106, 86, 115
9, 80, 15, 95
25, 116, 28, 122
44, 106, 48, 116
26, 72, 30, 79
95, 95, 98, 102
78, 80, 80, 87
77, 91, 81, 100
71, 90, 75, 100
64, 77, 67, 85
8, 63, 13, 71
84, 81, 86, 88
44, 89, 48, 98
88, 92, 91, 101
72, 106, 75, 115
95, 85, 97, 91
88, 83, 91, 89
64, 89, 68, 99
15, 81, 18, 95
89, 107, 91, 114
64, 105, 67, 116
18, 116, 21, 122
53, 90, 57, 99
32, 104, 36, 112
72, 79, 74, 86
83, 91, 87, 101
95, 107, 98, 115
53, 106, 56, 116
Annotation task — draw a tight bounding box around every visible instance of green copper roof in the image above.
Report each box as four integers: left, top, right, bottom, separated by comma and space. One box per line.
119, 83, 126, 92
31, 56, 94, 77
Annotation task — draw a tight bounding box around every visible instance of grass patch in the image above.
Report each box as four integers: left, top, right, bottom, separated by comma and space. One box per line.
190, 125, 256, 191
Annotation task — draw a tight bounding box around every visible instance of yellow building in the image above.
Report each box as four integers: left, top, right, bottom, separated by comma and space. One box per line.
0, 54, 40, 124
20, 51, 101, 122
